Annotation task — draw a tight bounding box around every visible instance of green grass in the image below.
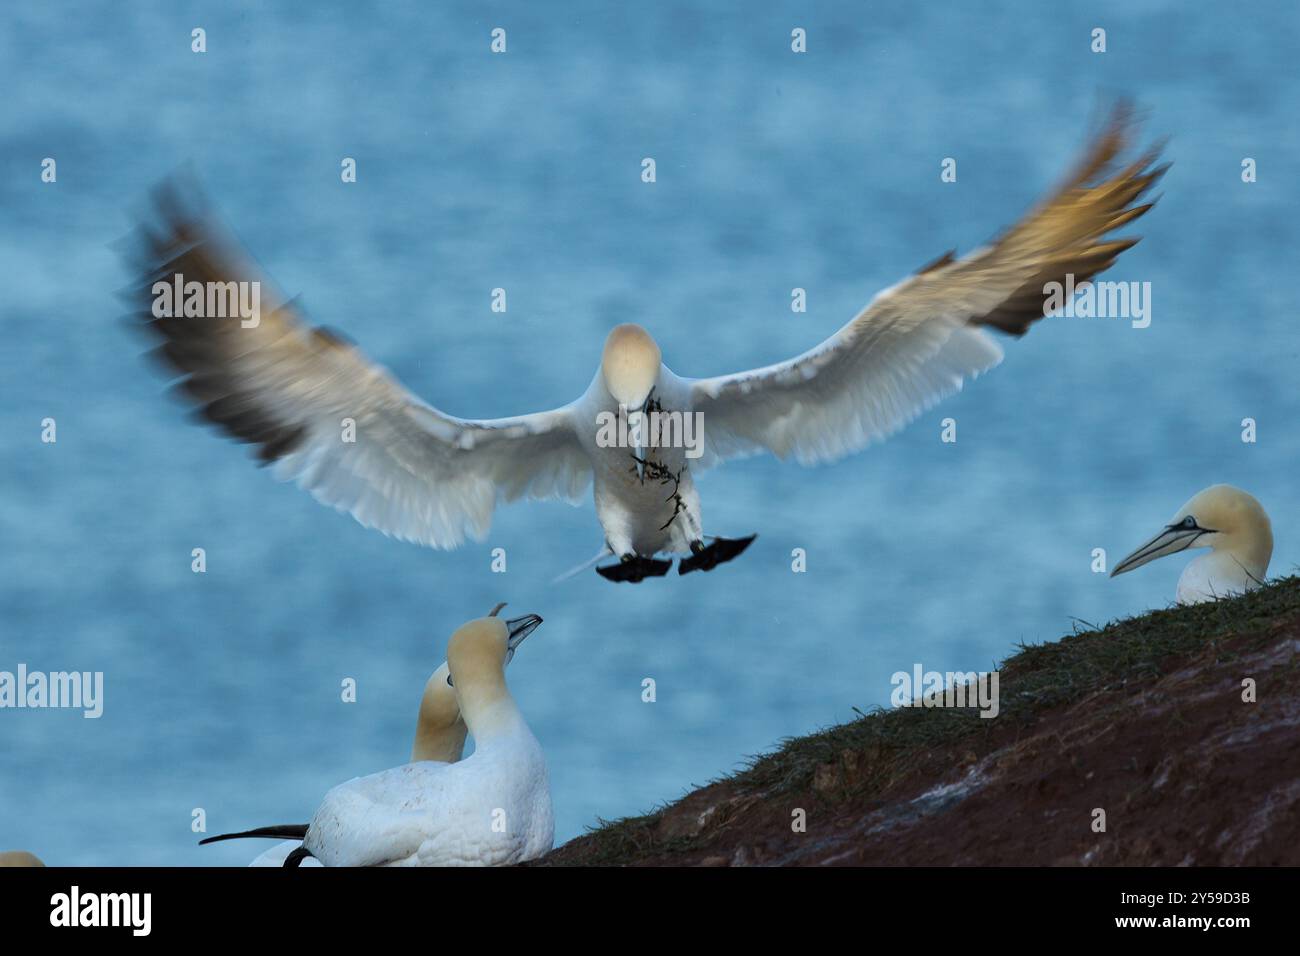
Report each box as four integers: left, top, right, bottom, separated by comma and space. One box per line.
551, 576, 1300, 864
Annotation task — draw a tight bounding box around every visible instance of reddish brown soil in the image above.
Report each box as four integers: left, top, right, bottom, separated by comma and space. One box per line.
541, 618, 1300, 866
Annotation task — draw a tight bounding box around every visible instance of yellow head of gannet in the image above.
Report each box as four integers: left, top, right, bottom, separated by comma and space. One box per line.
410, 661, 467, 764
298, 605, 550, 866
0, 851, 44, 866
410, 602, 540, 763
601, 323, 662, 409
206, 603, 545, 867
1111, 484, 1272, 604
445, 611, 540, 739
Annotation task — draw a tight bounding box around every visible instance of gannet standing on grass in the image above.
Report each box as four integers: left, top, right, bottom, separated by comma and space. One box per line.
129, 103, 1164, 582
1111, 485, 1272, 604
201, 607, 550, 866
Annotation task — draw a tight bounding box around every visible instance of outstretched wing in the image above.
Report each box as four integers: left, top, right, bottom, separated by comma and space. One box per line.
126, 182, 590, 549
689, 102, 1166, 466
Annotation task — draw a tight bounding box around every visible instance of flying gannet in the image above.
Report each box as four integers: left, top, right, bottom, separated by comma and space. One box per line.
129, 103, 1164, 582
247, 605, 513, 867
1111, 485, 1272, 605
201, 607, 550, 866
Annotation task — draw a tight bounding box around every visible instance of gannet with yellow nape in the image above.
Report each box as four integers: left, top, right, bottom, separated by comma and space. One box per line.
247, 654, 475, 867
203, 606, 546, 867
129, 103, 1164, 582
1111, 485, 1272, 604
248, 619, 513, 866
246, 647, 488, 867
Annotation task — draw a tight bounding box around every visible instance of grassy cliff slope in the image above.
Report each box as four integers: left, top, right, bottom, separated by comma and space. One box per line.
539, 578, 1300, 866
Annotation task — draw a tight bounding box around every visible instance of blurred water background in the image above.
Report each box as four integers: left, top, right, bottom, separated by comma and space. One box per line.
1, 1, 1297, 863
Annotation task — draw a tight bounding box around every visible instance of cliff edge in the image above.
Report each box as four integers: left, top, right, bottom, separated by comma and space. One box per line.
539, 578, 1300, 866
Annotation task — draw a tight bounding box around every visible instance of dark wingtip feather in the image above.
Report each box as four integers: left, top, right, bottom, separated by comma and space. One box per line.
199, 824, 309, 846
915, 249, 957, 277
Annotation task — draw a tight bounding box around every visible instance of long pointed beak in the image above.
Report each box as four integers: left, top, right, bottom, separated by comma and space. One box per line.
505, 613, 543, 652
1111, 526, 1205, 577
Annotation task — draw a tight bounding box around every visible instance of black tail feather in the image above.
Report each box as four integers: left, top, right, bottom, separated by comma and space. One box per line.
199, 824, 309, 845
283, 846, 315, 867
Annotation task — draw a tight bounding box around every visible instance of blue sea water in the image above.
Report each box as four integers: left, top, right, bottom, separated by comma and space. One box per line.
1, 1, 1297, 864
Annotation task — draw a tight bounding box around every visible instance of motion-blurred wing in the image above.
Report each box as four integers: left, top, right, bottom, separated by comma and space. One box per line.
690, 102, 1166, 466
127, 182, 590, 549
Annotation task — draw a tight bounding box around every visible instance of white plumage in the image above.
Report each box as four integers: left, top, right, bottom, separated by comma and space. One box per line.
201, 610, 548, 867
1111, 485, 1272, 605
133, 104, 1163, 576
304, 729, 551, 867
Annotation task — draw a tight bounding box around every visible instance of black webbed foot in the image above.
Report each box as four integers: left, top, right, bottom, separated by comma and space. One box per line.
596, 554, 673, 583
677, 534, 757, 575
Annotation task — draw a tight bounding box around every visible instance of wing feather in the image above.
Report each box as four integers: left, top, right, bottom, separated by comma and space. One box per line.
690, 102, 1166, 466
127, 181, 590, 549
